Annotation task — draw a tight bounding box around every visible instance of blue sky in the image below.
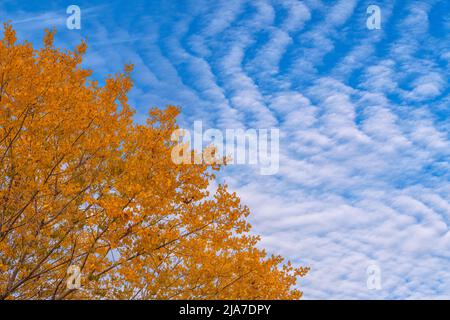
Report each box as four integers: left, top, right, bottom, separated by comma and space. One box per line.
1, 0, 449, 299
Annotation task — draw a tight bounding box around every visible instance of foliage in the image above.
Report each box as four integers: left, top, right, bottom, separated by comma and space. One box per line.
0, 25, 308, 299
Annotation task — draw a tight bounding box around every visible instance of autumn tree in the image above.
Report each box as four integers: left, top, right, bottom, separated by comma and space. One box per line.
0, 25, 308, 300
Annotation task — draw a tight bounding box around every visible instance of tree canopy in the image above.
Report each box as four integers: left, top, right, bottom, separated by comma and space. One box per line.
0, 25, 308, 300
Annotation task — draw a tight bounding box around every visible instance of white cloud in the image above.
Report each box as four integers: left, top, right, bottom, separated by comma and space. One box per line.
3, 0, 449, 299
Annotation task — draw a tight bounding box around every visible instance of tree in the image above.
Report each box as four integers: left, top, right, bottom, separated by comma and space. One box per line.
0, 25, 308, 300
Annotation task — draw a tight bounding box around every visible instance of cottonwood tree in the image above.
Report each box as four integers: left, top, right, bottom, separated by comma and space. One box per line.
0, 25, 308, 300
